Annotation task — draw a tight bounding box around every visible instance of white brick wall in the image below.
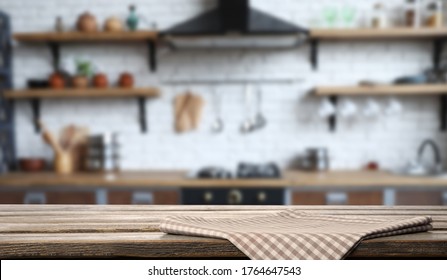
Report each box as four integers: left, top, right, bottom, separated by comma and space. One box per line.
2, 0, 447, 171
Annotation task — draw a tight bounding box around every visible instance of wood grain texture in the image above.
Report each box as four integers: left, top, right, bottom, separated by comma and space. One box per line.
4, 88, 160, 99
314, 84, 447, 96
310, 28, 447, 39
2, 170, 447, 189
0, 205, 446, 259
14, 31, 158, 42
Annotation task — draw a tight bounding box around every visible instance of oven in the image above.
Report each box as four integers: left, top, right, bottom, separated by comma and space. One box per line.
181, 188, 285, 205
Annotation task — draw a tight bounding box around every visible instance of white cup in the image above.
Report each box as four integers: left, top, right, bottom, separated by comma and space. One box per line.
363, 98, 381, 118
338, 98, 358, 119
318, 98, 336, 119
384, 98, 403, 116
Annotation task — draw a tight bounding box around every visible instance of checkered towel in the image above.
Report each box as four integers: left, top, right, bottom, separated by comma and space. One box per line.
159, 210, 432, 260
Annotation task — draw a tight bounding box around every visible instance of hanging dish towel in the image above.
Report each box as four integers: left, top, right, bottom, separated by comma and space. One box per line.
159, 210, 432, 260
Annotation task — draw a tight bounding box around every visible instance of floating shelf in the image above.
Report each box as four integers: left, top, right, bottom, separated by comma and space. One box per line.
309, 28, 447, 70
14, 31, 159, 72
314, 84, 447, 96
5, 87, 161, 133
314, 84, 447, 132
14, 31, 158, 42
310, 28, 447, 40
4, 87, 160, 99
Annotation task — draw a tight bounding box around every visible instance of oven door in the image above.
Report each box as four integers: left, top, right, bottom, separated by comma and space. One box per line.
181, 188, 285, 205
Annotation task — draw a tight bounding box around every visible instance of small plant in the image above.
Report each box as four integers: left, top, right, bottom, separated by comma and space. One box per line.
75, 59, 94, 78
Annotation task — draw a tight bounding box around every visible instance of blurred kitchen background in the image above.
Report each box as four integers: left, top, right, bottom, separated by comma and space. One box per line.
1, 0, 447, 206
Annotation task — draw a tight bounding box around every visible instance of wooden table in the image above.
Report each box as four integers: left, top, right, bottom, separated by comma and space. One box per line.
0, 205, 446, 259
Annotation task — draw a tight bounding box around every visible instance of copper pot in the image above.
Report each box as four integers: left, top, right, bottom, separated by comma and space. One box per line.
76, 12, 98, 33
19, 158, 47, 172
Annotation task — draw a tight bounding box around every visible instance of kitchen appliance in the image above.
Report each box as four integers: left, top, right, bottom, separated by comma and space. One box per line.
299, 148, 330, 171
162, 0, 309, 49
237, 162, 281, 178
182, 188, 284, 205
85, 133, 120, 172
164, 0, 307, 36
182, 162, 284, 205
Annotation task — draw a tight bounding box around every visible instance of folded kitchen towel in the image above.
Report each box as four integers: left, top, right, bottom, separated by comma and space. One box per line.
159, 210, 432, 260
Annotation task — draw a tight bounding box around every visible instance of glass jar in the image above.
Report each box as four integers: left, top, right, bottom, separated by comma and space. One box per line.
371, 3, 387, 28
405, 0, 421, 28
426, 1, 443, 28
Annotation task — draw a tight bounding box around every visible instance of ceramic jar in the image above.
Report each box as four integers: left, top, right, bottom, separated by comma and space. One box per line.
76, 12, 98, 33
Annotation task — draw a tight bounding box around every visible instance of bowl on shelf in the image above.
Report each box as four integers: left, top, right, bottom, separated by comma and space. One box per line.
18, 158, 47, 172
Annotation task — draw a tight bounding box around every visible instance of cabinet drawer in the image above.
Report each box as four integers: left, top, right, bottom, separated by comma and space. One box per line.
348, 191, 383, 205
395, 191, 443, 205
46, 191, 95, 204
108, 191, 179, 205
292, 192, 326, 205
0, 191, 25, 204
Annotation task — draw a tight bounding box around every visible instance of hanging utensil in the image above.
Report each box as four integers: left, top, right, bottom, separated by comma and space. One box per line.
241, 84, 255, 133
254, 87, 267, 129
211, 88, 224, 133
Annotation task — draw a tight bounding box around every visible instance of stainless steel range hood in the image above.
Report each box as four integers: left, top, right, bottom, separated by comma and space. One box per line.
164, 0, 308, 36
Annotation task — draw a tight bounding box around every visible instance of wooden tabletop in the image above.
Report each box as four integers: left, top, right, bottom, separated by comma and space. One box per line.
1, 170, 447, 189
0, 205, 446, 259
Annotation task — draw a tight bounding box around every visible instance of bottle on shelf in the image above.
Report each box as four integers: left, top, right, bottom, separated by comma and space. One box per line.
426, 0, 443, 28
371, 3, 388, 28
405, 0, 422, 28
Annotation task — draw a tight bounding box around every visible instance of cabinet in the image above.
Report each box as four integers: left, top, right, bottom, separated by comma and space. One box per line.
108, 190, 179, 205
292, 191, 383, 205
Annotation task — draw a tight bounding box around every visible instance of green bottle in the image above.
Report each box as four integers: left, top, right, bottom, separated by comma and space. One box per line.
126, 5, 139, 31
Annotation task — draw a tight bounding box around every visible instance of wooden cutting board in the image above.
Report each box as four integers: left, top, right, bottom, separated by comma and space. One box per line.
174, 92, 204, 133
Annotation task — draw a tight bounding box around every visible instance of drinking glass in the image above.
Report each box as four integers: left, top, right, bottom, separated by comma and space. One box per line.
323, 7, 338, 28
341, 6, 356, 28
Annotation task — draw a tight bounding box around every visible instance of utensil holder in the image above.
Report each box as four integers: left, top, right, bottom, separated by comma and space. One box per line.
54, 151, 74, 175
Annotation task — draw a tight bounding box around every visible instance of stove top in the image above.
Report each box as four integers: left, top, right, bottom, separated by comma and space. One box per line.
196, 162, 281, 179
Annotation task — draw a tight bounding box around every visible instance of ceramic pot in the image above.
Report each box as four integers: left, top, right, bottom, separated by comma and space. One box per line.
72, 75, 89, 88
49, 73, 65, 89
76, 12, 98, 33
118, 72, 134, 88
104, 17, 124, 32
93, 73, 108, 88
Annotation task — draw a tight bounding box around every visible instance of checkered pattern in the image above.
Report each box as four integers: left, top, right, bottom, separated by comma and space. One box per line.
159, 210, 433, 260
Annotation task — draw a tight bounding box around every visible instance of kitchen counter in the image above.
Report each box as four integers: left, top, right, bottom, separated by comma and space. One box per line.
0, 205, 446, 259
1, 170, 447, 189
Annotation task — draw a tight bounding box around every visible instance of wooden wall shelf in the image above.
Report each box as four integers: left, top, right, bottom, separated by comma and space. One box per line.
4, 87, 160, 99
14, 31, 159, 72
314, 84, 447, 96
5, 87, 161, 133
309, 28, 447, 70
314, 84, 447, 132
310, 28, 447, 40
14, 31, 158, 42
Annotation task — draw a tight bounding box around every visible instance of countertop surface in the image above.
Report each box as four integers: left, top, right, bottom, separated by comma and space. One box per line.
1, 170, 447, 189
0, 205, 446, 259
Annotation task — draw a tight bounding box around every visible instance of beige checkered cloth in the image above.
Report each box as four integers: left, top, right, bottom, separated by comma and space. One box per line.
159, 210, 432, 260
